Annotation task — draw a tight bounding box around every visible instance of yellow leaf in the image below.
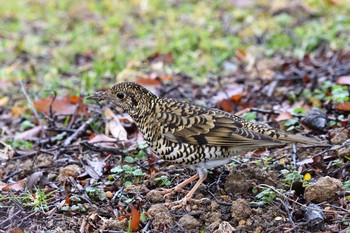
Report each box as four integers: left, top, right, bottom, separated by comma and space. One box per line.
274, 216, 282, 221
304, 173, 311, 181
279, 158, 285, 165
0, 96, 9, 107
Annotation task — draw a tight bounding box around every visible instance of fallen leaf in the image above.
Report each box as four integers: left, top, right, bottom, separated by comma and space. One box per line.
336, 102, 350, 112
275, 111, 293, 122
34, 95, 88, 116
88, 134, 117, 143
2, 179, 26, 192
231, 93, 243, 102
325, 0, 340, 5
304, 173, 312, 181
337, 76, 350, 85
0, 96, 9, 107
9, 228, 23, 233
65, 194, 71, 205
129, 203, 141, 232
26, 171, 43, 191
86, 159, 105, 177
136, 77, 161, 86
11, 105, 26, 117
147, 52, 174, 64
14, 126, 43, 140
219, 99, 232, 112
104, 108, 128, 140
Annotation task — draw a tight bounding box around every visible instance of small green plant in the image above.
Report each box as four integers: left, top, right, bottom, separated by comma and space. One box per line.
254, 187, 278, 205
22, 188, 56, 211
155, 175, 172, 187
86, 186, 107, 201
242, 111, 257, 122
19, 120, 35, 131
344, 180, 350, 191
302, 81, 349, 103
327, 115, 345, 127
6, 139, 33, 150
283, 118, 300, 131
281, 169, 303, 186
111, 164, 146, 187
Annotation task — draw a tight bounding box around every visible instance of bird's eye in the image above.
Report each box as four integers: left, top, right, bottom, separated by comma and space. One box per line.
116, 92, 125, 99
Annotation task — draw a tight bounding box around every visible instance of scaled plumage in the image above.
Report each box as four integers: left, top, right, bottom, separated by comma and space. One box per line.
90, 81, 321, 208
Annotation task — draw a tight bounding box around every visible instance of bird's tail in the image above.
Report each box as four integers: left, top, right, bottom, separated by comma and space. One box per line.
278, 133, 322, 145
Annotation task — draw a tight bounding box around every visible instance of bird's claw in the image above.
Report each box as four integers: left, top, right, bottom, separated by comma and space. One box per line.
164, 196, 190, 210
154, 186, 186, 197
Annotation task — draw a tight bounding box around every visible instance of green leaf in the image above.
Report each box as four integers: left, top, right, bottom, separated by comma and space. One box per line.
124, 156, 135, 163
111, 166, 123, 173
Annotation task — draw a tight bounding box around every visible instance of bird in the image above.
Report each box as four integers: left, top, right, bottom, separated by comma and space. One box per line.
89, 81, 321, 208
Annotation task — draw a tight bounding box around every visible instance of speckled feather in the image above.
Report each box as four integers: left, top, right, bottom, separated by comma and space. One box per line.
93, 82, 319, 166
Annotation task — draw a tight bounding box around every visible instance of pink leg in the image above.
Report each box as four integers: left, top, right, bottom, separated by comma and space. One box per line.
154, 174, 199, 196
167, 172, 208, 209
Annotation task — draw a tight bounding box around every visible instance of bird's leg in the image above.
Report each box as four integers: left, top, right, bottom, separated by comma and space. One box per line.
168, 167, 208, 209
155, 174, 199, 196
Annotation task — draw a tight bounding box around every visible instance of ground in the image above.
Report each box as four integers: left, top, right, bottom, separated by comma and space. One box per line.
1, 0, 350, 232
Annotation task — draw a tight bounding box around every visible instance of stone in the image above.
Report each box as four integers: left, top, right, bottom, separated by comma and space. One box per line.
304, 176, 344, 203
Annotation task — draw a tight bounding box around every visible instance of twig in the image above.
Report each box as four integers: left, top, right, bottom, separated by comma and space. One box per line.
258, 184, 349, 214
313, 139, 350, 159
63, 117, 95, 146
292, 143, 297, 169
80, 141, 128, 156
19, 80, 44, 136
279, 198, 296, 233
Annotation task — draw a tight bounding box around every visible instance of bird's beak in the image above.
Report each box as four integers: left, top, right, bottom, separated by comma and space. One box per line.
87, 90, 109, 101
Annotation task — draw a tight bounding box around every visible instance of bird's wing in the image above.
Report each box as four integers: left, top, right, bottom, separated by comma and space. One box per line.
155, 100, 285, 147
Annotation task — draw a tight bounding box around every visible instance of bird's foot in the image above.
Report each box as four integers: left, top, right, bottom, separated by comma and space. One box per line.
154, 186, 186, 198
164, 195, 191, 210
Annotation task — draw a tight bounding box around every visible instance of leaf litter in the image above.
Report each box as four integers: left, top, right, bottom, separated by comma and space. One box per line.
1, 4, 350, 233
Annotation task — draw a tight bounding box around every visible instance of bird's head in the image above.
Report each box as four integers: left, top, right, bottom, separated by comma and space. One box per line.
88, 82, 157, 114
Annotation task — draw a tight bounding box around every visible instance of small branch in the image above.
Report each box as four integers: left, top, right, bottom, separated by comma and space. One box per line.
63, 117, 95, 147
19, 80, 44, 136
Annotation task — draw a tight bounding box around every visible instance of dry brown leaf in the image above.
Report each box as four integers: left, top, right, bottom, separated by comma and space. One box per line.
14, 125, 43, 140
231, 93, 243, 102
103, 108, 128, 140
2, 179, 26, 192
34, 95, 88, 115
275, 111, 293, 122
219, 99, 232, 112
336, 102, 350, 112
136, 77, 161, 86
9, 228, 23, 233
65, 194, 71, 205
129, 203, 141, 232
0, 96, 9, 107
88, 134, 117, 143
11, 105, 26, 117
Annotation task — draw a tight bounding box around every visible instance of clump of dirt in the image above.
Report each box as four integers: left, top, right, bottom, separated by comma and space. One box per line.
330, 128, 349, 145
178, 214, 200, 232
231, 198, 252, 222
337, 145, 350, 159
304, 176, 344, 203
57, 164, 83, 182
238, 205, 285, 232
147, 204, 174, 230
101, 216, 128, 231
224, 164, 278, 194
146, 190, 164, 203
